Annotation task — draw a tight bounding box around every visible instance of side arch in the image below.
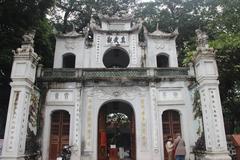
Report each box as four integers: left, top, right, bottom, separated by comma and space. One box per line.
156, 53, 169, 67
62, 53, 76, 68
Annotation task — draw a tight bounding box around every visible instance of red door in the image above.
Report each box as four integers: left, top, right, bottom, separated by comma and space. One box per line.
162, 110, 181, 160
131, 113, 136, 160
98, 110, 107, 160
49, 110, 70, 160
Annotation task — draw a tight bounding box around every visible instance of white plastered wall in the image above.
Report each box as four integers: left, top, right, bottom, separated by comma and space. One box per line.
42, 87, 78, 160
53, 37, 85, 68
146, 38, 178, 67
155, 81, 195, 160
81, 86, 153, 160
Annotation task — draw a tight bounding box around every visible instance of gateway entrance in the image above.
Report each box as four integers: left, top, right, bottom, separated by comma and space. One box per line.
98, 100, 136, 160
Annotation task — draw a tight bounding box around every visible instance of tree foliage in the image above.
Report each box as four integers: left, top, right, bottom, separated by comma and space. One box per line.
207, 0, 240, 133
0, 0, 55, 139
49, 0, 94, 32
135, 0, 206, 64
0, 0, 55, 77
49, 0, 135, 32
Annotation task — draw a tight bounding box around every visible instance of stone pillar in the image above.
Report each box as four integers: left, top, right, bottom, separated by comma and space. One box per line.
194, 29, 231, 160
149, 82, 160, 159
71, 84, 82, 160
0, 32, 39, 160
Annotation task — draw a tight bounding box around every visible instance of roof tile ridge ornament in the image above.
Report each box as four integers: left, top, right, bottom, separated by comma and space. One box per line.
156, 23, 159, 31
58, 24, 83, 38
99, 12, 134, 22
92, 16, 140, 33
195, 29, 214, 56
148, 24, 178, 39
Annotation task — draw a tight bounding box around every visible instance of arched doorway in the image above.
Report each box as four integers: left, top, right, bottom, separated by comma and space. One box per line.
49, 110, 70, 160
98, 100, 136, 160
162, 110, 181, 160
103, 47, 130, 68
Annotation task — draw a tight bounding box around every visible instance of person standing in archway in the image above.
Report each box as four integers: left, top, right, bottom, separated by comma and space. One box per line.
174, 134, 186, 160
165, 136, 174, 160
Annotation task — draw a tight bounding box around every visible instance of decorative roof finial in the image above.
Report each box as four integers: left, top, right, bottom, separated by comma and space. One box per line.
22, 30, 35, 45
71, 23, 76, 32
195, 29, 209, 50
156, 23, 159, 31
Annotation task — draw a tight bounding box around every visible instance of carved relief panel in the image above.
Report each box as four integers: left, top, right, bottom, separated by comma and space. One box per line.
140, 97, 148, 151
157, 89, 184, 105
93, 87, 144, 100
46, 90, 75, 105
85, 96, 93, 151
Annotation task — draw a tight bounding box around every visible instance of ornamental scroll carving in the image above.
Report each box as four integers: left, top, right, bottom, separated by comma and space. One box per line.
86, 87, 147, 100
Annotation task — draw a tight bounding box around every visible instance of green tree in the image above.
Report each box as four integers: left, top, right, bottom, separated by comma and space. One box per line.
0, 0, 55, 139
206, 0, 240, 133
136, 0, 240, 133
49, 0, 136, 32
49, 0, 94, 32
135, 0, 206, 65
0, 0, 55, 76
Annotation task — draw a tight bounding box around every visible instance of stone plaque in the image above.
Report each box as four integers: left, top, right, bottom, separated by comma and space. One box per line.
106, 35, 128, 45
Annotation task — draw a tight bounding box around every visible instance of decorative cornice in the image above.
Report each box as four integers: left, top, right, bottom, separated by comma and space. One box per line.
37, 67, 193, 83
57, 30, 84, 38
99, 14, 134, 23
147, 25, 178, 39
90, 24, 140, 34
148, 29, 178, 39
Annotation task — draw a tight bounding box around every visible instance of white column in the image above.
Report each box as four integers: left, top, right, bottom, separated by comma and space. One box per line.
198, 83, 230, 159
42, 108, 51, 160
71, 85, 82, 160
0, 32, 39, 160
194, 29, 231, 160
149, 82, 160, 159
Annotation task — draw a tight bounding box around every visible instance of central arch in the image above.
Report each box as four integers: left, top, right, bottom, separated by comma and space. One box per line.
98, 100, 136, 160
